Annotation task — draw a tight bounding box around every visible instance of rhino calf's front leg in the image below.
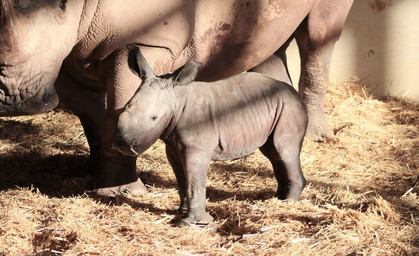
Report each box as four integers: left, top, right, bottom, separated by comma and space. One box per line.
165, 145, 188, 214
177, 150, 214, 227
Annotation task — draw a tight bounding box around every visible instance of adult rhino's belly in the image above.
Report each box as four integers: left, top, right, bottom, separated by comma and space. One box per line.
192, 0, 315, 81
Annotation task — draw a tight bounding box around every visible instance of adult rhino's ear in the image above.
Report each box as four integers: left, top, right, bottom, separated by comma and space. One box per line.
173, 60, 202, 86
127, 44, 156, 80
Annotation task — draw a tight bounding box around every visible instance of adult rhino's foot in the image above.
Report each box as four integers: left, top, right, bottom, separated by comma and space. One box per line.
94, 151, 147, 197
94, 179, 148, 197
306, 108, 334, 142
71, 154, 99, 178
178, 212, 214, 227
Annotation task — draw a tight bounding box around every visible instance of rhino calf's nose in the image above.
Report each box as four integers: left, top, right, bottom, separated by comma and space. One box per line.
111, 131, 136, 157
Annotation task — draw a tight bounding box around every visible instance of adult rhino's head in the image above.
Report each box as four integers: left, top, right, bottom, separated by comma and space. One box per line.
0, 0, 86, 116
113, 45, 201, 156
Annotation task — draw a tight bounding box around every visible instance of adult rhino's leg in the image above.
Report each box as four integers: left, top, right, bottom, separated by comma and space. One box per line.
295, 0, 353, 141
94, 49, 148, 196
55, 67, 105, 177
249, 37, 293, 85
56, 64, 146, 195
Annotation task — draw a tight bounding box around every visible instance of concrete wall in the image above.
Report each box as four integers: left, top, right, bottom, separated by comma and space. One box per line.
287, 0, 419, 100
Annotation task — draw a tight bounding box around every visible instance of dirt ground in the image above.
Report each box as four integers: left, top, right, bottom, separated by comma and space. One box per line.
0, 80, 418, 256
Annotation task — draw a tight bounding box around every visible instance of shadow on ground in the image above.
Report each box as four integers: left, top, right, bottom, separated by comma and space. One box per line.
0, 152, 91, 196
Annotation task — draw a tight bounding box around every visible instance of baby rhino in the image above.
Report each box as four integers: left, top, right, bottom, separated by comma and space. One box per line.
113, 45, 308, 226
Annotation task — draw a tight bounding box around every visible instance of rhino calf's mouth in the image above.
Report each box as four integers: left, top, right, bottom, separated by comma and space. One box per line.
111, 132, 141, 157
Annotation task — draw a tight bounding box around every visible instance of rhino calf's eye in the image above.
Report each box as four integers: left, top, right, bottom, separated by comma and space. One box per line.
151, 116, 158, 121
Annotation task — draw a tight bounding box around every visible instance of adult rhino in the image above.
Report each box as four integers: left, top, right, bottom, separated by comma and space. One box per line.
0, 0, 353, 196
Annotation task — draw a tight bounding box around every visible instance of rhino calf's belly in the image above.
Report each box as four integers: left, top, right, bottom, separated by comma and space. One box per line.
210, 117, 275, 161
211, 139, 266, 161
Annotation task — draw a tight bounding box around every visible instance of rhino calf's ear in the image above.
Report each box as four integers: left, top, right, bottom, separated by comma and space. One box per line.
127, 44, 156, 80
174, 60, 202, 85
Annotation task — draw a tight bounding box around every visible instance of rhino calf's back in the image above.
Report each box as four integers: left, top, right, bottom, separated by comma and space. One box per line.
172, 72, 306, 161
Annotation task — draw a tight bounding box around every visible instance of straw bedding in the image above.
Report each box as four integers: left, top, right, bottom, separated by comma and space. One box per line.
0, 80, 418, 255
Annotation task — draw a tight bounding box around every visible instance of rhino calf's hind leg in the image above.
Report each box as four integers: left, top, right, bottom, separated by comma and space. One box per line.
260, 139, 305, 200
260, 103, 307, 200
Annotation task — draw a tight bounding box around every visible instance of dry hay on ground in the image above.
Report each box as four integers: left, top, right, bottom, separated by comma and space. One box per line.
0, 80, 418, 255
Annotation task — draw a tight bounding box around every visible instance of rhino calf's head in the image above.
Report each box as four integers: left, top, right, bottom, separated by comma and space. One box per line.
112, 45, 201, 156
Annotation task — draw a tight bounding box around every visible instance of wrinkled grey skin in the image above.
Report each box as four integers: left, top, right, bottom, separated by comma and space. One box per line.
0, 0, 353, 196
113, 46, 307, 226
